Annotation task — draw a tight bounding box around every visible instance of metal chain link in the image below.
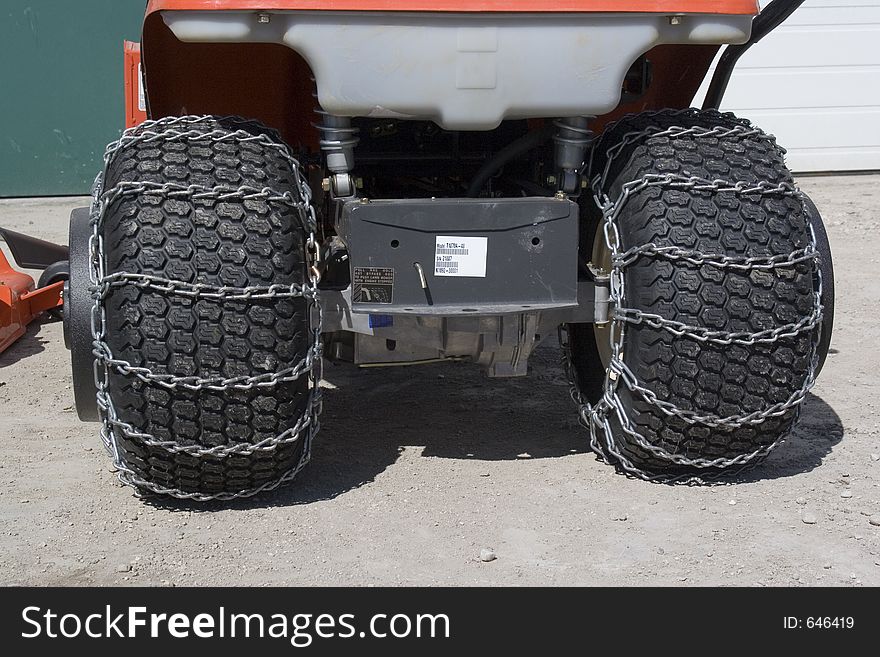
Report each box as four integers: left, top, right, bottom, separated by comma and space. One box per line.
613, 243, 817, 270
89, 115, 324, 501
582, 107, 770, 182
614, 305, 821, 347
97, 272, 318, 302
563, 112, 824, 483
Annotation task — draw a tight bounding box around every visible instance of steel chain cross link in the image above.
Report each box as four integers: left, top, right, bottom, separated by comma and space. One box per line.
562, 110, 824, 483
89, 115, 324, 501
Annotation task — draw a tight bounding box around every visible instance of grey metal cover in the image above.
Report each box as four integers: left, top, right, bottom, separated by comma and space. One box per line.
338, 196, 579, 315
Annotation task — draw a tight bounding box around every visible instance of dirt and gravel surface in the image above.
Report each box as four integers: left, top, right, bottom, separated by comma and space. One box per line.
0, 174, 878, 587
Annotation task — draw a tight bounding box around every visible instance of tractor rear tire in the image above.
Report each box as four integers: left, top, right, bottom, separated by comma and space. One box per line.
97, 116, 316, 500
567, 109, 823, 479
804, 195, 834, 375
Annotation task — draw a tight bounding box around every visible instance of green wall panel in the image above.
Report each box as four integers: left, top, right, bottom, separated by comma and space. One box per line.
0, 1, 146, 197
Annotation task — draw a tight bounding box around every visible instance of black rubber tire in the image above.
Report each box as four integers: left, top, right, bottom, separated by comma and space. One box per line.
803, 195, 834, 375
100, 116, 313, 498
67, 208, 100, 420
38, 260, 70, 288
38, 260, 69, 320
569, 109, 820, 477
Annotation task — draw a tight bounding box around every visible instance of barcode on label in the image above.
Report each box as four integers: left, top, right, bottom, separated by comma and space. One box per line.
436, 261, 459, 274
434, 235, 487, 277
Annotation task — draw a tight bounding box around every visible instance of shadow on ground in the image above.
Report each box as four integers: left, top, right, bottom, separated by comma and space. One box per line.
731, 392, 843, 484
145, 346, 585, 511
142, 345, 844, 511
0, 319, 53, 367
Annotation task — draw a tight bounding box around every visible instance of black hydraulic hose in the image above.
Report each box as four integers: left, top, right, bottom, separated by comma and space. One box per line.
466, 124, 556, 197
703, 0, 806, 110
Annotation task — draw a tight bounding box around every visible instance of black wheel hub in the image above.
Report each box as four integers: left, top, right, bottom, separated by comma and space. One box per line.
65, 206, 99, 422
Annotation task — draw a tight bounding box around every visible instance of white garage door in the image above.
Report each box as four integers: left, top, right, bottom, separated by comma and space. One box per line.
693, 0, 880, 172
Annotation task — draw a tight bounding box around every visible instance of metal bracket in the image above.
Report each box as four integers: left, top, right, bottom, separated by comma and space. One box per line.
589, 266, 611, 325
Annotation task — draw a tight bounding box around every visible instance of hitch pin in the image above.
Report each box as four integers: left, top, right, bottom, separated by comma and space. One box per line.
413, 262, 428, 289
413, 262, 434, 306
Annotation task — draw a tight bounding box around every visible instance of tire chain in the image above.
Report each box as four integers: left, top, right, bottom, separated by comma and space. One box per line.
88, 115, 324, 501
562, 109, 824, 483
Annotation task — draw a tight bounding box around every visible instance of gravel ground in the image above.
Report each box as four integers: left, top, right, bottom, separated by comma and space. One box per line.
0, 174, 878, 587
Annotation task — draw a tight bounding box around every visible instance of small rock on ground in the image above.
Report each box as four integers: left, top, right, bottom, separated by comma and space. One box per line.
479, 548, 497, 563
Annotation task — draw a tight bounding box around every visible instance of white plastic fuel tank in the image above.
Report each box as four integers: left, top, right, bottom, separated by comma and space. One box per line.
163, 11, 752, 130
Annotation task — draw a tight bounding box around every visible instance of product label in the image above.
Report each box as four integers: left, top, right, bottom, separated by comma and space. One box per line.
434, 236, 488, 277
353, 267, 394, 304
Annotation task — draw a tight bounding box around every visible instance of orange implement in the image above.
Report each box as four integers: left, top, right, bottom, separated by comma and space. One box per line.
146, 0, 759, 14
0, 249, 64, 354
